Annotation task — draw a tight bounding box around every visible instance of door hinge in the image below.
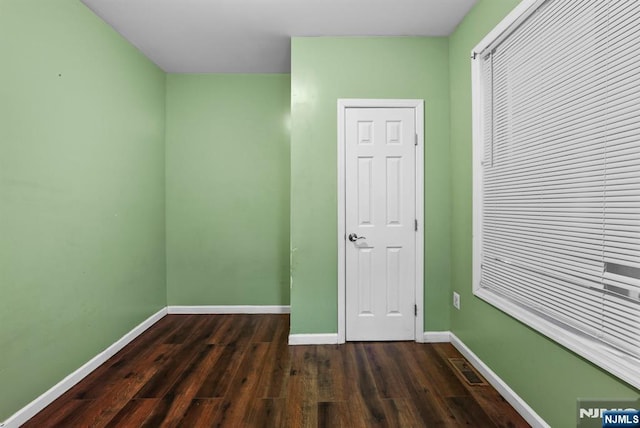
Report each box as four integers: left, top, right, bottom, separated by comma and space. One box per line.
414, 304, 417, 316
415, 133, 418, 146
414, 219, 418, 231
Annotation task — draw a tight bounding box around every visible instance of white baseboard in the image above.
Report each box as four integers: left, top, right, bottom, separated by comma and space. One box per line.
450, 333, 549, 428
423, 331, 452, 343
288, 333, 339, 345
1, 307, 167, 428
167, 305, 290, 314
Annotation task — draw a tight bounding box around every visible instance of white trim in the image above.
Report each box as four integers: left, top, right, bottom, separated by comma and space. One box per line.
1, 308, 167, 428
288, 333, 339, 345
337, 99, 346, 344
414, 101, 425, 344
450, 333, 550, 428
475, 288, 640, 390
423, 331, 451, 343
337, 98, 425, 344
167, 305, 290, 314
471, 0, 542, 57
471, 23, 484, 310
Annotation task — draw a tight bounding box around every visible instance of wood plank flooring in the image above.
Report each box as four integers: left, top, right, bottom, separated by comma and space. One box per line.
24, 314, 529, 427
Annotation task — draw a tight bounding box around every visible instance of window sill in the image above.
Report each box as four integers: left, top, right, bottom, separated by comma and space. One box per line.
474, 287, 640, 391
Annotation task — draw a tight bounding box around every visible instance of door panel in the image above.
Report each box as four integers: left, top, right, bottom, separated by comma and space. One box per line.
345, 107, 416, 341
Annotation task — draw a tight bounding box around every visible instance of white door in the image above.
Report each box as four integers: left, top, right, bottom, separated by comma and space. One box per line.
345, 107, 417, 341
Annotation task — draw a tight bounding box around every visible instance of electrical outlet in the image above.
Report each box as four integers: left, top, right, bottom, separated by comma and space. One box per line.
453, 292, 461, 310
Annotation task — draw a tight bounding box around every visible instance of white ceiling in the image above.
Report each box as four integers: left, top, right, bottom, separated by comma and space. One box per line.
81, 0, 477, 73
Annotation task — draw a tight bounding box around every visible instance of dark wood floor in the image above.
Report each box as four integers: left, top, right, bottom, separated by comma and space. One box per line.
25, 314, 529, 427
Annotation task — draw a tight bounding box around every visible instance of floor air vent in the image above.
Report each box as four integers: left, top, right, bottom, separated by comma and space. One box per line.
448, 358, 487, 386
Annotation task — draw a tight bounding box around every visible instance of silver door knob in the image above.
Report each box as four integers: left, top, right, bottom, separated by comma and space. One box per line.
348, 233, 366, 242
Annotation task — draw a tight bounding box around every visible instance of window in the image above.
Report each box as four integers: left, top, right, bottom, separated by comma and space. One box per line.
472, 0, 640, 389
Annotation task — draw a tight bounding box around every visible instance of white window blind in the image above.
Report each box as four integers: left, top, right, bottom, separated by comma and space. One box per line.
474, 0, 640, 388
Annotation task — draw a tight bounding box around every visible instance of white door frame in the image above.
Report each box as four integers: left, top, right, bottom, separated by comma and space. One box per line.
337, 99, 425, 343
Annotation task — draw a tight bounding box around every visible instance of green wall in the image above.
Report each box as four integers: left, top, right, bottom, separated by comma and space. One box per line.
4, 1, 636, 425
166, 74, 291, 305
448, 1, 640, 427
0, 0, 166, 420
290, 37, 451, 334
